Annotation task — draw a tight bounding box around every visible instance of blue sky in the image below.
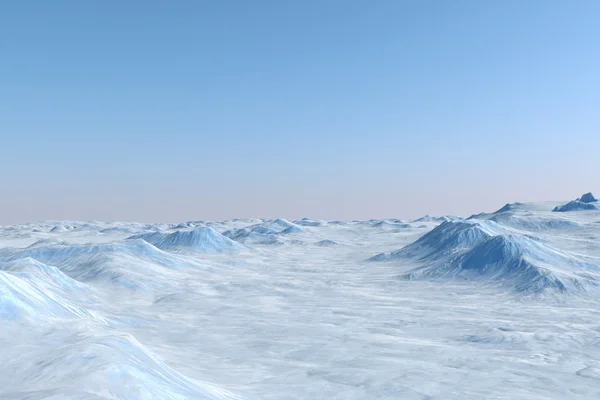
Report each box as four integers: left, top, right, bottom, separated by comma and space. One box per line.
1, 0, 599, 223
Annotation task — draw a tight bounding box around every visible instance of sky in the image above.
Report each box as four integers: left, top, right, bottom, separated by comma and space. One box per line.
1, 0, 599, 224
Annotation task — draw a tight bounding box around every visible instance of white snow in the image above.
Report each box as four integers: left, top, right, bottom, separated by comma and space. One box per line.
3, 193, 600, 399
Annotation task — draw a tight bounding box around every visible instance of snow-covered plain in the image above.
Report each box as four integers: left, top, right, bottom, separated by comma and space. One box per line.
2, 193, 600, 399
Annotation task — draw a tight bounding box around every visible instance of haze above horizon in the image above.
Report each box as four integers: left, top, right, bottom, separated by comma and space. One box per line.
1, 1, 599, 224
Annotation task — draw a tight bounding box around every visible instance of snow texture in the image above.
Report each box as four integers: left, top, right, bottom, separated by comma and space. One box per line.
2, 192, 600, 399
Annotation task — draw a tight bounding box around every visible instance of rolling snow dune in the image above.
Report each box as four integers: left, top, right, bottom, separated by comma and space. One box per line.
553, 200, 599, 212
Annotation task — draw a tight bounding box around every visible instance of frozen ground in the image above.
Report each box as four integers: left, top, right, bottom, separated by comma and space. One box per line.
2, 194, 600, 399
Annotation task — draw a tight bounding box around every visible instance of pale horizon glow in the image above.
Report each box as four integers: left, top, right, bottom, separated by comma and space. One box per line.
1, 1, 599, 225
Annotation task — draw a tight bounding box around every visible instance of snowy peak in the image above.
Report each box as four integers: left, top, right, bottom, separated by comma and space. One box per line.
413, 233, 600, 293
280, 225, 304, 234
553, 192, 599, 212
369, 220, 500, 262
460, 234, 543, 268
395, 223, 600, 293
493, 202, 525, 214
578, 192, 598, 203
405, 220, 498, 255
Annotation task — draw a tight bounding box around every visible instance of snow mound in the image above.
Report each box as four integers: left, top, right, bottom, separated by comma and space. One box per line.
280, 225, 304, 234
370, 220, 502, 261
494, 202, 526, 213
129, 227, 244, 253
222, 227, 278, 244
223, 219, 304, 243
403, 234, 600, 293
553, 192, 599, 212
315, 239, 338, 247
294, 218, 327, 227
372, 220, 412, 229
256, 236, 287, 246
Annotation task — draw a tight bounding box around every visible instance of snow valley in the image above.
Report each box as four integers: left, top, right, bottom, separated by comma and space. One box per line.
2, 193, 600, 399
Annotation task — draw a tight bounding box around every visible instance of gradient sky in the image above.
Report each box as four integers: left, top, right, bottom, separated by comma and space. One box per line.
1, 0, 599, 224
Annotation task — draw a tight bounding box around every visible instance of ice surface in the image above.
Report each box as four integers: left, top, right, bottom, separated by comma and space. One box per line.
3, 195, 600, 399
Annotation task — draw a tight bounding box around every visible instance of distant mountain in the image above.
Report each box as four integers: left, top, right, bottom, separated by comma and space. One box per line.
129, 227, 244, 253
553, 192, 599, 212
370, 219, 600, 293
223, 219, 305, 244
